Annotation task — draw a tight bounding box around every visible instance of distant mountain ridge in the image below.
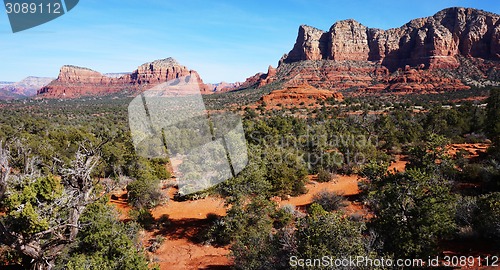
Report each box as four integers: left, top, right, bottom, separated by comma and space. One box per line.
0, 76, 53, 100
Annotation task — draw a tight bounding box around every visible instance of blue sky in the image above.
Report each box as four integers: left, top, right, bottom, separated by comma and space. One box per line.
0, 0, 498, 83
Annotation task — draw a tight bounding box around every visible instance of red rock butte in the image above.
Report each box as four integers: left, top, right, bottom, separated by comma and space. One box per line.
241, 7, 500, 94
37, 58, 210, 98
36, 7, 500, 98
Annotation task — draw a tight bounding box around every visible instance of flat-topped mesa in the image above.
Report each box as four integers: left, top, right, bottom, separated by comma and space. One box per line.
283, 7, 500, 70
38, 58, 210, 98
131, 58, 192, 85
57, 65, 112, 84
38, 65, 124, 97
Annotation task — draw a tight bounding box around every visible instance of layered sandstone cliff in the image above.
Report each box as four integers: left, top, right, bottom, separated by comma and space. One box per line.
261, 84, 343, 108
38, 58, 209, 98
247, 7, 500, 94
283, 7, 499, 69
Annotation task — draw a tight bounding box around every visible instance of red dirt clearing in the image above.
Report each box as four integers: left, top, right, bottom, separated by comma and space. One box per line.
388, 155, 408, 172
109, 174, 366, 269
279, 175, 360, 208
447, 143, 489, 158
108, 143, 492, 269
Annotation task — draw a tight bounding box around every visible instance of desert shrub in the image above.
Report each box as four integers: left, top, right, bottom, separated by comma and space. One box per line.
368, 169, 457, 258
460, 161, 500, 191
56, 201, 154, 270
296, 204, 368, 263
130, 208, 155, 230
455, 195, 479, 238
312, 190, 346, 212
316, 168, 333, 182
127, 178, 163, 208
148, 235, 164, 252
272, 206, 295, 229
473, 192, 500, 240
263, 147, 308, 197
200, 215, 232, 246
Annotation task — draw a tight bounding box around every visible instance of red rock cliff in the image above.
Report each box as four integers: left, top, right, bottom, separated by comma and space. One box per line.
38, 58, 209, 98
245, 7, 499, 94
283, 7, 500, 70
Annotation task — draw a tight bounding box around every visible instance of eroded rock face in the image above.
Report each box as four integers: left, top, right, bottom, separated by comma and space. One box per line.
261, 84, 343, 107
37, 66, 126, 98
250, 7, 500, 94
38, 58, 209, 98
386, 67, 470, 93
283, 7, 500, 70
130, 58, 191, 86
286, 25, 329, 62
329, 20, 370, 61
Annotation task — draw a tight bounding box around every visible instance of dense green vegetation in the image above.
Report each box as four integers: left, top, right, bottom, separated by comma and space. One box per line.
0, 87, 499, 269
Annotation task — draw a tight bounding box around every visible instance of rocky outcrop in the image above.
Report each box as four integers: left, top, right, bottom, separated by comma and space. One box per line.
247, 7, 500, 94
386, 66, 470, 93
283, 7, 500, 70
330, 20, 371, 61
38, 58, 210, 98
205, 81, 243, 93
37, 66, 128, 98
130, 58, 191, 86
261, 84, 343, 107
286, 25, 329, 62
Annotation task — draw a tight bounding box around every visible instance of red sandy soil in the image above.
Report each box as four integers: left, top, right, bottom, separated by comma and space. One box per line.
387, 143, 489, 174
109, 174, 367, 270
108, 145, 491, 270
388, 155, 408, 172
110, 187, 230, 270
279, 175, 360, 208
148, 162, 230, 269
278, 175, 369, 217
447, 143, 490, 158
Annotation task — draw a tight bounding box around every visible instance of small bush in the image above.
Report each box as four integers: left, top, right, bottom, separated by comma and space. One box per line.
200, 216, 231, 246
272, 207, 294, 229
473, 192, 500, 239
312, 190, 346, 212
127, 177, 163, 208
148, 235, 164, 253
130, 208, 155, 230
317, 169, 334, 183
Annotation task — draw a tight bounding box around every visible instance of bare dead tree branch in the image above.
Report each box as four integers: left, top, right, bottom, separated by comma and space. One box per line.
0, 141, 104, 270
0, 141, 11, 201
